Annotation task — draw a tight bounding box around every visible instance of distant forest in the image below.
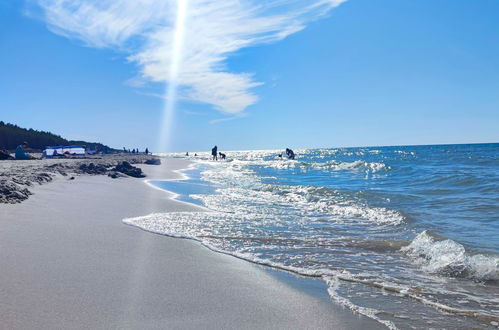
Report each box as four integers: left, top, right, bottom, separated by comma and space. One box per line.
0, 121, 117, 152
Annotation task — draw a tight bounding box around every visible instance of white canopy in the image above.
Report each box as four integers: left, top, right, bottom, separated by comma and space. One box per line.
44, 146, 86, 157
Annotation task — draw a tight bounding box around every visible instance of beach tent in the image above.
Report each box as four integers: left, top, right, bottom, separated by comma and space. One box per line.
43, 146, 86, 157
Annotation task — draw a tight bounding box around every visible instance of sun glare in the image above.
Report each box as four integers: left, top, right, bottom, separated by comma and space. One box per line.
157, 0, 188, 153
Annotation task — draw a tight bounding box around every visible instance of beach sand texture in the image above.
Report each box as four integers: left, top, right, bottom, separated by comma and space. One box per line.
0, 158, 382, 329
0, 154, 155, 203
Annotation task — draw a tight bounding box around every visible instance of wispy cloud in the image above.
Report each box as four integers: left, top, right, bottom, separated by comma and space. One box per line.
209, 113, 247, 124
34, 0, 345, 114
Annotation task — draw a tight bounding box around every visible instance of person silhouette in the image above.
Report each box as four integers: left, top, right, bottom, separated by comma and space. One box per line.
211, 145, 218, 161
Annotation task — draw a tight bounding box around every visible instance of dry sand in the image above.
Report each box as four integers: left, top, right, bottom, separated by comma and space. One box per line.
0, 158, 383, 329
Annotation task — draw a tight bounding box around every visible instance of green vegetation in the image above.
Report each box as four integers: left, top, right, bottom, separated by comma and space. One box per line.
0, 121, 117, 153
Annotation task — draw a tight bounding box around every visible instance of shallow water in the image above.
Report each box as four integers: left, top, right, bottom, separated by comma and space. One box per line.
124, 144, 499, 329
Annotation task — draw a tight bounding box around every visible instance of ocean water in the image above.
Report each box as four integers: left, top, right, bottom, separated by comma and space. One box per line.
124, 143, 499, 329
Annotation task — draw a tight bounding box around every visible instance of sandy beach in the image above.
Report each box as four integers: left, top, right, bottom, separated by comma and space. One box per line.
0, 157, 382, 330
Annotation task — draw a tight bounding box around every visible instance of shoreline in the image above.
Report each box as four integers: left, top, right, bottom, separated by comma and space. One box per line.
130, 163, 399, 328
0, 157, 383, 329
132, 161, 382, 321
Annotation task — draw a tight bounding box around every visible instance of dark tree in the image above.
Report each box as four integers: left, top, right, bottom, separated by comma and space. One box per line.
0, 121, 118, 153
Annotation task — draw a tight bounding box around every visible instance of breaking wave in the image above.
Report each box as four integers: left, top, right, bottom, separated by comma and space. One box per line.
249, 159, 391, 173
402, 231, 499, 281
197, 161, 404, 226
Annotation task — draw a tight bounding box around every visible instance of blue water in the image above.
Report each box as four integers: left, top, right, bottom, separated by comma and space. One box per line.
257, 144, 499, 253
125, 144, 499, 329
150, 176, 216, 206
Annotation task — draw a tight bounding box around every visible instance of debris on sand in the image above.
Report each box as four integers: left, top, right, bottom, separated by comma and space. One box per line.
145, 158, 161, 165
0, 180, 32, 203
79, 163, 108, 175
0, 154, 158, 203
112, 161, 145, 178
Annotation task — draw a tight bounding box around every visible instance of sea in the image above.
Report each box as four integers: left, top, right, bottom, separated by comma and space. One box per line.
123, 143, 499, 329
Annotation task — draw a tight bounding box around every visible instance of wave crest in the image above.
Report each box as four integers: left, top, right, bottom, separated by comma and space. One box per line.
259, 159, 391, 173
401, 231, 499, 281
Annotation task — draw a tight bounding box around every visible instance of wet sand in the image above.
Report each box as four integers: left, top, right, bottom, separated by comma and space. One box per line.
0, 158, 383, 329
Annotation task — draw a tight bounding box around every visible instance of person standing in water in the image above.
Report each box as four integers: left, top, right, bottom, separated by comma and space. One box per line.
211, 145, 218, 161
286, 148, 295, 160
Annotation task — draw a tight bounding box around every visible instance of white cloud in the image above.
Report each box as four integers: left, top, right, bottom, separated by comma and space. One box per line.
34, 0, 345, 114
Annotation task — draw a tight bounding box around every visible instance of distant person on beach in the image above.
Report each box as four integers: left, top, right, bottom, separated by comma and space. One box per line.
15, 142, 32, 160
145, 148, 149, 155
286, 148, 295, 160
219, 152, 226, 160
186, 152, 189, 156
212, 146, 218, 161
194, 153, 197, 157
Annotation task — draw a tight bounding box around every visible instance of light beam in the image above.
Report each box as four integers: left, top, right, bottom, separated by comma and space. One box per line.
157, 0, 188, 153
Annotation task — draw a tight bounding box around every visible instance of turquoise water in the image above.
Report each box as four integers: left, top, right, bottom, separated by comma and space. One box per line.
125, 143, 499, 329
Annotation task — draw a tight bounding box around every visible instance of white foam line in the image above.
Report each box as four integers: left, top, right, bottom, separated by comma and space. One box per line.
123, 214, 499, 327
325, 277, 399, 330
171, 161, 199, 181
122, 217, 398, 329
123, 218, 404, 330
142, 162, 210, 211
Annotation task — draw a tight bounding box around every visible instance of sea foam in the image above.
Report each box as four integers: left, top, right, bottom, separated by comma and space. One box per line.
401, 231, 499, 281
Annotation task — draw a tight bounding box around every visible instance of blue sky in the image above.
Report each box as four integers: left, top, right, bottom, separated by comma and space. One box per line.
1, 0, 498, 152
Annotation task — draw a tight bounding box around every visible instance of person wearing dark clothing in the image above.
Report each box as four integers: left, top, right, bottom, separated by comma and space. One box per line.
219, 152, 226, 160
286, 148, 295, 160
211, 146, 218, 161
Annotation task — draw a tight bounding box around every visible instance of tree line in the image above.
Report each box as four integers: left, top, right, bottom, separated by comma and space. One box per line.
0, 121, 117, 153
